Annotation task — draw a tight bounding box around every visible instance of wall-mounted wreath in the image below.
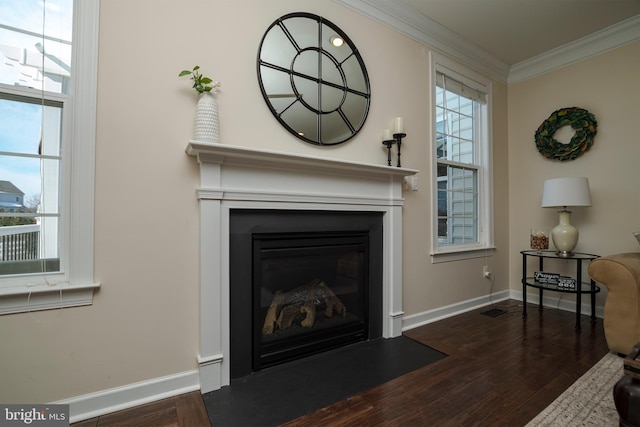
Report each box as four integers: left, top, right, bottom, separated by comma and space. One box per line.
534, 107, 597, 161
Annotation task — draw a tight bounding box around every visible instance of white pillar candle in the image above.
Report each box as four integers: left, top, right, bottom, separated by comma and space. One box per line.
383, 129, 393, 141
393, 117, 404, 133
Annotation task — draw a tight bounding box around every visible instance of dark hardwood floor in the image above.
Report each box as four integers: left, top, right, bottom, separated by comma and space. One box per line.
71, 391, 209, 427
72, 299, 610, 426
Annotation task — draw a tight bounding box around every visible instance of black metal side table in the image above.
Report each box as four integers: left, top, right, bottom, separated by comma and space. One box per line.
521, 250, 600, 329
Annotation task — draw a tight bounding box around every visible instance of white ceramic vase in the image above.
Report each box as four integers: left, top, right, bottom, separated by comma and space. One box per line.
194, 92, 220, 143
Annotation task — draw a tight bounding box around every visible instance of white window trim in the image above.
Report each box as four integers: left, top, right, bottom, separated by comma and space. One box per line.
430, 52, 494, 263
0, 0, 100, 314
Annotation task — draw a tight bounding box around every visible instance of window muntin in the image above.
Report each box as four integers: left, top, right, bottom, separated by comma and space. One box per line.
432, 55, 492, 256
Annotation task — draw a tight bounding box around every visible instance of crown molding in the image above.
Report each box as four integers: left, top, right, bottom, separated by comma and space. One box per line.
336, 0, 640, 85
508, 14, 640, 84
335, 0, 510, 84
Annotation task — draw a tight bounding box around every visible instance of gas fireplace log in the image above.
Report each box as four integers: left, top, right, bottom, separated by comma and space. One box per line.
276, 305, 302, 330
262, 290, 286, 334
300, 303, 316, 328
318, 281, 347, 318
262, 277, 348, 334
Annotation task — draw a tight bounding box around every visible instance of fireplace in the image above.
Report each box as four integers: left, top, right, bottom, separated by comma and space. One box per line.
229, 210, 383, 378
186, 142, 416, 392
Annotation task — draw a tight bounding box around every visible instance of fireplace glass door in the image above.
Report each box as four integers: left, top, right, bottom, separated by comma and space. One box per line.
254, 232, 368, 370
229, 209, 383, 379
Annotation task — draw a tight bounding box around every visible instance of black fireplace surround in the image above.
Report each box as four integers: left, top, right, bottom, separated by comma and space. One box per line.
229, 209, 384, 379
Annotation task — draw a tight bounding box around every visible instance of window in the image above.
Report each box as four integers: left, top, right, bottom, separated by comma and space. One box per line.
430, 53, 493, 261
0, 0, 99, 314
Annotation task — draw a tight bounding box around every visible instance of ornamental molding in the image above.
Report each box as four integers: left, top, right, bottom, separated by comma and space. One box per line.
509, 14, 640, 84
336, 0, 640, 85
335, 0, 510, 83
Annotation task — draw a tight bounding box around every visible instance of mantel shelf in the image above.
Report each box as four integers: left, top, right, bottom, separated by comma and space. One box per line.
186, 141, 419, 179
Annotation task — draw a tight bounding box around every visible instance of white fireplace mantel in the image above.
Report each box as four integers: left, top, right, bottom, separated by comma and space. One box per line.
186, 141, 418, 393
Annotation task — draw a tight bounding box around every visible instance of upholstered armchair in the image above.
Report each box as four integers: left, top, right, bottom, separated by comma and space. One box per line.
588, 253, 640, 355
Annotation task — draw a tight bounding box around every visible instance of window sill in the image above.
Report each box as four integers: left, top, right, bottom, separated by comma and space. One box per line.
431, 245, 496, 263
0, 282, 100, 315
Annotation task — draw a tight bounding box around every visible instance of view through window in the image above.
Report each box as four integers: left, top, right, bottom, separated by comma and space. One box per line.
0, 0, 72, 275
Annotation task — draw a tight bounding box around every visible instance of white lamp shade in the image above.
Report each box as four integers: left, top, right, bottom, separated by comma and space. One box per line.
541, 177, 592, 208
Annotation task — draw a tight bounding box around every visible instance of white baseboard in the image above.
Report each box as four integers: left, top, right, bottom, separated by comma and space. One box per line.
402, 290, 511, 331
402, 289, 604, 333
55, 369, 200, 423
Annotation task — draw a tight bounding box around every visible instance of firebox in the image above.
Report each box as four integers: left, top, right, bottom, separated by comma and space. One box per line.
229, 210, 383, 379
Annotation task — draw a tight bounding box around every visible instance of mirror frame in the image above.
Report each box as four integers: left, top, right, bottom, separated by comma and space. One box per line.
257, 12, 371, 146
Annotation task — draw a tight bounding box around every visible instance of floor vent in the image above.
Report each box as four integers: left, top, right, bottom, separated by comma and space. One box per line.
480, 308, 508, 318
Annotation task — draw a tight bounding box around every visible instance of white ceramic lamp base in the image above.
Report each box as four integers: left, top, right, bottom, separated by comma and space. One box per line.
551, 210, 578, 257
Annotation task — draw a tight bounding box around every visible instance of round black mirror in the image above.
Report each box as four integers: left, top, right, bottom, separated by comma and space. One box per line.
257, 12, 371, 146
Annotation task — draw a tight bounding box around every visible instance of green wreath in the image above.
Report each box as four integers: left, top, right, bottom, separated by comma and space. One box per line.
535, 107, 597, 161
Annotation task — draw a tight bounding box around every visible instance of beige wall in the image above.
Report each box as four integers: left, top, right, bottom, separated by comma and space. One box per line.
1, 0, 508, 403
508, 41, 640, 304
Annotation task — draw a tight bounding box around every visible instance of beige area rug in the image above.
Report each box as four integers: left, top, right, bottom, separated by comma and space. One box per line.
526, 352, 623, 426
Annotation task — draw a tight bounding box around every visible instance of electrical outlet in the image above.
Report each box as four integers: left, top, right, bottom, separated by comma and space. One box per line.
483, 265, 491, 278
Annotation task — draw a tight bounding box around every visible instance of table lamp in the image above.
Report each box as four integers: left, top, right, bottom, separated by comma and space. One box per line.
541, 177, 592, 257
